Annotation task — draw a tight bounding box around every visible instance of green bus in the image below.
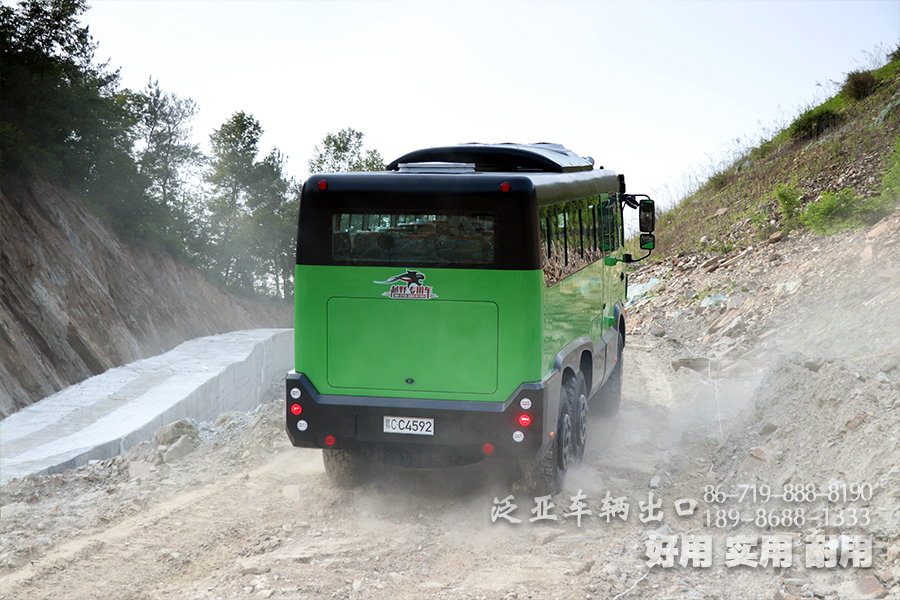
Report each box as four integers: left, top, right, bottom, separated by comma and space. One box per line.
286, 143, 655, 494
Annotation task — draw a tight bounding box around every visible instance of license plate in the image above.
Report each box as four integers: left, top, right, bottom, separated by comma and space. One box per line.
383, 416, 434, 436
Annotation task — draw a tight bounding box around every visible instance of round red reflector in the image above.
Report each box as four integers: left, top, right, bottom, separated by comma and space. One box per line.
483, 443, 494, 455
290, 403, 302, 415
317, 180, 328, 190
324, 435, 336, 446
500, 182, 511, 192
518, 414, 532, 427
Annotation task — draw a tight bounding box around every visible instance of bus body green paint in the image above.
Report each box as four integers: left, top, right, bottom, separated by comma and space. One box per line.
294, 265, 544, 402
540, 258, 625, 376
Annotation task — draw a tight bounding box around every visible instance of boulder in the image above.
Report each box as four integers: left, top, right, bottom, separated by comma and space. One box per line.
155, 419, 199, 445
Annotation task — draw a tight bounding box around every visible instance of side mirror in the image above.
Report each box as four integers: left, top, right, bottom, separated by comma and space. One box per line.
639, 199, 655, 232
639, 233, 655, 250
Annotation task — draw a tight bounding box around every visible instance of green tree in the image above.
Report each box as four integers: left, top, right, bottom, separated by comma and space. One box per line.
247, 149, 299, 299
208, 111, 262, 208
0, 0, 154, 242
133, 79, 204, 254
206, 112, 298, 298
1, 0, 98, 175
135, 79, 202, 211
206, 111, 263, 291
308, 128, 384, 174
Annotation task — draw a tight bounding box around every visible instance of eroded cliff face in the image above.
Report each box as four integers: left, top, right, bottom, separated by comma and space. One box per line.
0, 179, 292, 417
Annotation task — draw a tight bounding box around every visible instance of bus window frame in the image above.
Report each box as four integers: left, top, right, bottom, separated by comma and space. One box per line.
539, 195, 613, 288
330, 209, 500, 267
295, 176, 542, 271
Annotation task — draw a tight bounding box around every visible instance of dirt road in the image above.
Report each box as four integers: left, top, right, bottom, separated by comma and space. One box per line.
2, 213, 899, 600
0, 345, 725, 600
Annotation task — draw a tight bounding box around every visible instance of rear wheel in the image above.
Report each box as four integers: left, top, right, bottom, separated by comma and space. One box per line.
569, 372, 589, 460
322, 448, 369, 487
524, 373, 582, 496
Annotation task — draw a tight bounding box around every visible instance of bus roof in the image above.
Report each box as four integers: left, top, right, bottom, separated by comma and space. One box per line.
306, 143, 624, 206
386, 143, 595, 173
299, 144, 625, 269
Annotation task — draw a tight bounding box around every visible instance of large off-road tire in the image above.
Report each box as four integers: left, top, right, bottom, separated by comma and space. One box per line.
596, 334, 623, 417
523, 373, 581, 496
322, 448, 369, 488
569, 372, 589, 461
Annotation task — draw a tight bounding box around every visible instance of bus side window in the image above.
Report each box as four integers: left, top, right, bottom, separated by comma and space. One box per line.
540, 198, 606, 286
575, 197, 603, 266
333, 214, 351, 259
599, 194, 619, 253
616, 200, 625, 248
539, 205, 563, 286
540, 216, 550, 263
586, 201, 597, 254
557, 212, 567, 265
567, 202, 582, 263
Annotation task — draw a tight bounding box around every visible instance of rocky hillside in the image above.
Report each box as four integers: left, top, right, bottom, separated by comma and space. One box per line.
654, 54, 900, 256
0, 178, 292, 417
625, 210, 900, 376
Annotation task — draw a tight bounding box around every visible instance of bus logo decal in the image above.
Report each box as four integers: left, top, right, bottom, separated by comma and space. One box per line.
374, 269, 439, 299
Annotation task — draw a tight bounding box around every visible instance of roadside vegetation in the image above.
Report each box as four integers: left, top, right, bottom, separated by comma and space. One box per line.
5, 2, 898, 286
653, 44, 900, 256
1, 0, 382, 300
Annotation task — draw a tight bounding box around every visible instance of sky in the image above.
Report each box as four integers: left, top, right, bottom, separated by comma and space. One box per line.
79, 0, 900, 212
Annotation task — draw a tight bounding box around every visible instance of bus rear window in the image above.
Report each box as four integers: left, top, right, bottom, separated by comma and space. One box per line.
332, 213, 495, 265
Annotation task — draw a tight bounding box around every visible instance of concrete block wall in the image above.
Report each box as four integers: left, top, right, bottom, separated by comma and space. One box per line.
0, 329, 293, 485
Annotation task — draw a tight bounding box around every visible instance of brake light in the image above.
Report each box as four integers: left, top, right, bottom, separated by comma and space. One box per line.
290, 404, 302, 415
318, 180, 328, 190
518, 414, 532, 427
500, 182, 511, 192
324, 435, 336, 446
483, 443, 494, 455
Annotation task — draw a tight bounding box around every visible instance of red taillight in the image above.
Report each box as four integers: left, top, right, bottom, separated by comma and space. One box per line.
318, 180, 328, 190
483, 443, 494, 455
500, 182, 510, 192
324, 435, 336, 446
518, 414, 532, 427
290, 404, 302, 415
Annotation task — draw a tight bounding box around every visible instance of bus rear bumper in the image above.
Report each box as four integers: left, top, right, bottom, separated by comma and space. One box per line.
285, 372, 559, 462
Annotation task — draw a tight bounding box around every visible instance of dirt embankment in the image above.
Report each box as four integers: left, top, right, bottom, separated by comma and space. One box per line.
1, 209, 898, 600
0, 179, 291, 417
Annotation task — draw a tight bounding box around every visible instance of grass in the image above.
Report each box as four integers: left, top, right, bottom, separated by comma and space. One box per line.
878, 138, 900, 199
788, 100, 844, 142
793, 138, 900, 235
842, 70, 876, 101
650, 47, 900, 256
799, 189, 861, 234
775, 184, 803, 231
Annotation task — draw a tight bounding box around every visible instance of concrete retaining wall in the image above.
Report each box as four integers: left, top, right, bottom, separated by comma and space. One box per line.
0, 329, 293, 485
